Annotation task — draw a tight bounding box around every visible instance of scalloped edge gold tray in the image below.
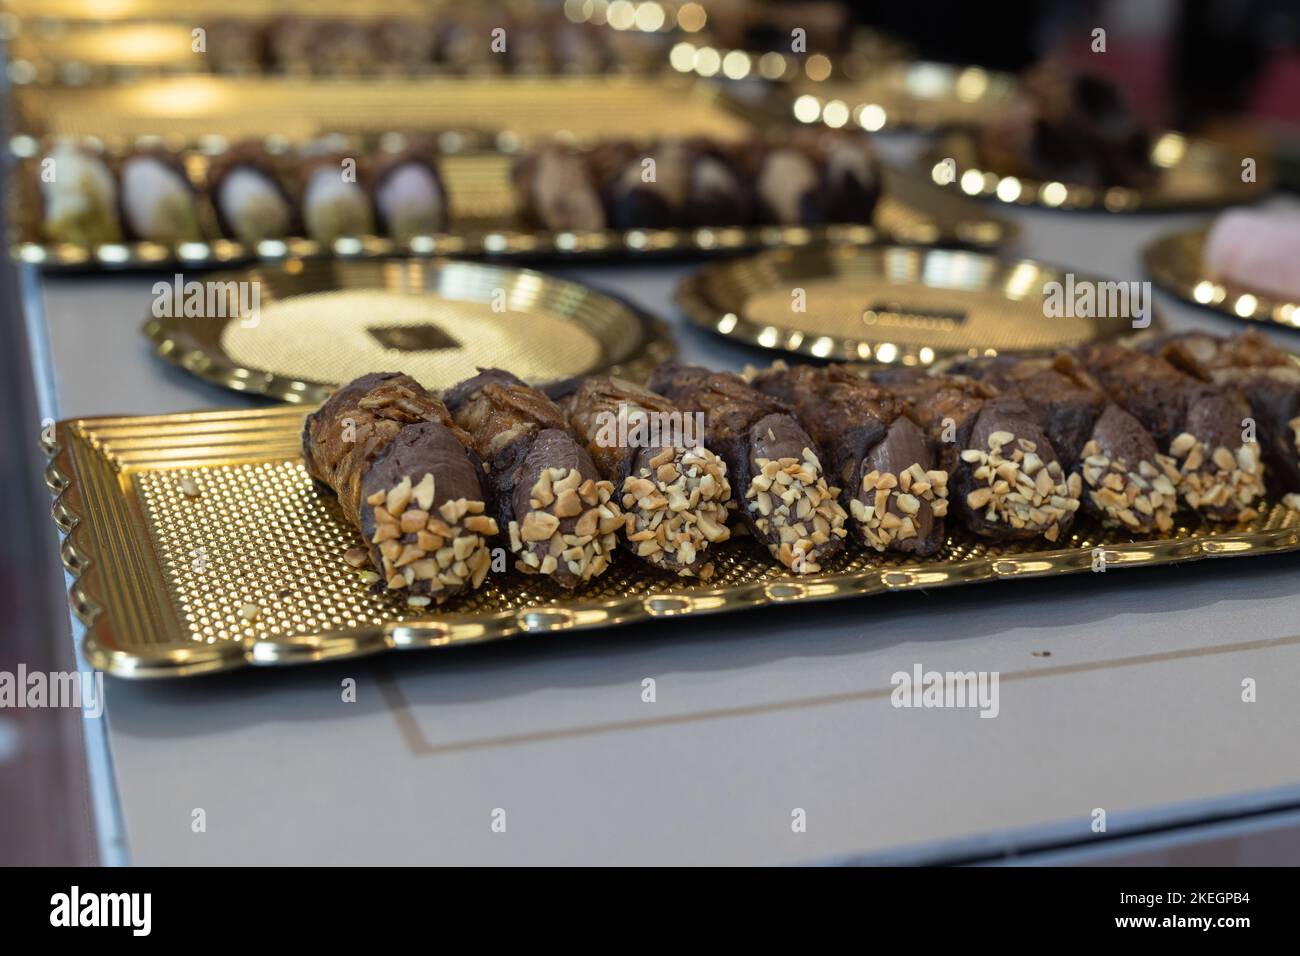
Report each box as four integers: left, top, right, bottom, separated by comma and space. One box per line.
1144, 226, 1300, 331
46, 405, 1300, 679
141, 257, 675, 404
923, 129, 1270, 212
677, 244, 1152, 366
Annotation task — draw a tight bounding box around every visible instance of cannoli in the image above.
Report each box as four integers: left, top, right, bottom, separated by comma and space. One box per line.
119, 152, 203, 244
648, 364, 848, 573
38, 142, 121, 245
750, 364, 947, 556
301, 372, 497, 604
599, 139, 750, 229
980, 64, 1155, 189
946, 354, 1178, 534
1145, 330, 1300, 495
371, 153, 447, 241
209, 144, 295, 245
299, 155, 375, 244
1073, 343, 1265, 520
818, 133, 882, 224
553, 375, 732, 578
443, 369, 621, 588
512, 145, 606, 232
868, 369, 1081, 543
750, 143, 828, 226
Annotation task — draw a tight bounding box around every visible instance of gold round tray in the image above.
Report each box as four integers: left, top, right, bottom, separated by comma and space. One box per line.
677, 244, 1149, 365
1144, 227, 1300, 331
144, 258, 674, 403
924, 129, 1268, 212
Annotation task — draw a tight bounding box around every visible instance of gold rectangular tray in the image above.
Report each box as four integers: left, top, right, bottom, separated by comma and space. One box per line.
47, 406, 1300, 679
12, 75, 758, 145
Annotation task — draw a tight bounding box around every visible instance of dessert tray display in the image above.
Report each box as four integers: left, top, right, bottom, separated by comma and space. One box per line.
47, 339, 1300, 678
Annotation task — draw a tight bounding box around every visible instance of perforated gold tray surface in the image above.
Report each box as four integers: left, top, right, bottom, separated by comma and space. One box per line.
46, 405, 1300, 678
11, 138, 1014, 270
925, 129, 1268, 211
1144, 227, 1300, 331
143, 258, 673, 403
678, 244, 1145, 366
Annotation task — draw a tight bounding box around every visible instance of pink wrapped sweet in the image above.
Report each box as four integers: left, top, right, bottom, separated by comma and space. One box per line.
1203, 209, 1300, 301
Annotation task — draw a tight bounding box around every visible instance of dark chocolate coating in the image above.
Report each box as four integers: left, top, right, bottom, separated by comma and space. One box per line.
1147, 331, 1300, 494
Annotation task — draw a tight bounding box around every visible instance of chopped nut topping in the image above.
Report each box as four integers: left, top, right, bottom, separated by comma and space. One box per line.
1078, 439, 1176, 533
959, 431, 1079, 539
362, 472, 495, 602
511, 466, 620, 584
621, 445, 731, 579
1167, 432, 1264, 520
745, 450, 847, 573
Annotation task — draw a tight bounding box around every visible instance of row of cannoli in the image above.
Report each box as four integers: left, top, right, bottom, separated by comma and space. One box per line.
195, 14, 663, 77
514, 131, 882, 232
37, 130, 882, 250
302, 331, 1299, 604
38, 141, 449, 248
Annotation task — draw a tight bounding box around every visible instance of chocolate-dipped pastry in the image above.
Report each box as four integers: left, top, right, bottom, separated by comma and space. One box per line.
1145, 330, 1300, 495
119, 152, 203, 243
375, 18, 437, 74
751, 364, 947, 556
648, 364, 848, 573
512, 145, 606, 231
302, 372, 497, 604
947, 354, 1178, 534
1074, 343, 1264, 520
312, 19, 376, 75
552, 21, 609, 74
869, 369, 1081, 543
371, 153, 447, 240
600, 139, 750, 229
209, 144, 295, 245
38, 142, 121, 245
980, 64, 1156, 189
443, 370, 621, 587
437, 13, 502, 73
817, 133, 882, 224
553, 375, 732, 578
750, 144, 827, 226
299, 155, 375, 244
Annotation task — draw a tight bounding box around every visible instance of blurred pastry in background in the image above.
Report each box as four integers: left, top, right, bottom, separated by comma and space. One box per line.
39, 142, 121, 245
598, 139, 750, 229
513, 145, 606, 231
119, 153, 203, 244
209, 145, 295, 245
371, 153, 448, 240
980, 63, 1157, 188
1203, 208, 1300, 301
299, 156, 375, 244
